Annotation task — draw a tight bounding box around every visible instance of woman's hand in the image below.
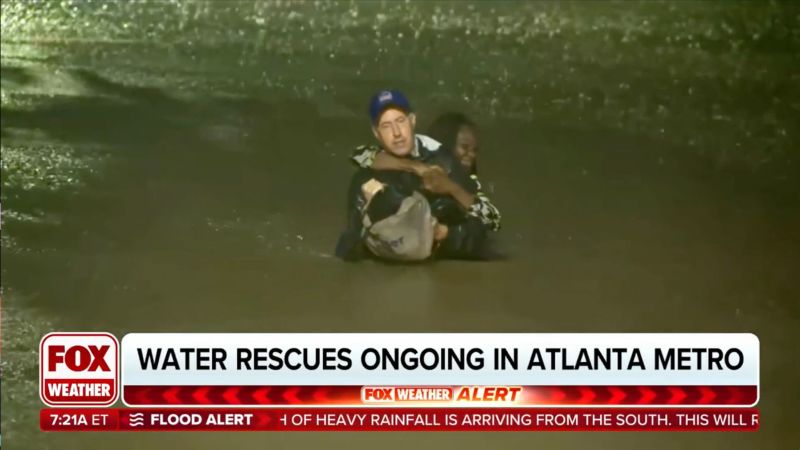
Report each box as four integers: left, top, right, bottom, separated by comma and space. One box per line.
421, 168, 455, 194
409, 161, 441, 177
422, 170, 477, 211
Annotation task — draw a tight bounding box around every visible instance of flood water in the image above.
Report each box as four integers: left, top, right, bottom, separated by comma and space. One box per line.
1, 1, 798, 449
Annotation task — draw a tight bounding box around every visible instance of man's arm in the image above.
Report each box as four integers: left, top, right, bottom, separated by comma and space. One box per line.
422, 170, 476, 210
352, 145, 428, 175
422, 170, 501, 231
351, 144, 501, 230
334, 170, 372, 261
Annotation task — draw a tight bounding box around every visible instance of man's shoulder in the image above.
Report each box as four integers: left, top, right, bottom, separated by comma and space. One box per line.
416, 134, 441, 152
348, 167, 415, 188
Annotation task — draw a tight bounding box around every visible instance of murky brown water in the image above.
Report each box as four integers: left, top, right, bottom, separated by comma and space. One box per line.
2, 1, 798, 449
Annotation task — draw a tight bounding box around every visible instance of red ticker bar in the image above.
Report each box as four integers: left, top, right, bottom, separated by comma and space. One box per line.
122, 385, 758, 406
41, 408, 759, 432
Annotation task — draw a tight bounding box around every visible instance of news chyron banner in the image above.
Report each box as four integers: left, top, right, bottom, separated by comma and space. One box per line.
40, 333, 760, 432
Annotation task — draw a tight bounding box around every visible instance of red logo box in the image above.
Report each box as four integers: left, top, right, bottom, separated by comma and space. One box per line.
40, 332, 119, 407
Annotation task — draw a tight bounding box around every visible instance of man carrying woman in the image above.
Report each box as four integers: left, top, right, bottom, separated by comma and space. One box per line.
335, 90, 501, 262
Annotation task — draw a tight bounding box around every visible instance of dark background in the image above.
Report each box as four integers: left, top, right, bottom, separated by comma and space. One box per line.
1, 1, 798, 448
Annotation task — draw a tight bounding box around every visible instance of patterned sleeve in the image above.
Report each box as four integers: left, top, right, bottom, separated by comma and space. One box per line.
351, 144, 381, 168
466, 174, 502, 231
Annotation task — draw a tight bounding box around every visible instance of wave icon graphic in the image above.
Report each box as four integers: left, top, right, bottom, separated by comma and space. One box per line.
129, 413, 145, 427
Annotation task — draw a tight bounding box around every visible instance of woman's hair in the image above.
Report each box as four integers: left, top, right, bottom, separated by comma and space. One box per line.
426, 112, 478, 174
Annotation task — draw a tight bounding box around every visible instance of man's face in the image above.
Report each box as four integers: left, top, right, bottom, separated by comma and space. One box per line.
372, 108, 416, 157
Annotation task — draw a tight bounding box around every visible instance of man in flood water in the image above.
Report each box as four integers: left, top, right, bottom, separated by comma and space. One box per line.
335, 90, 499, 261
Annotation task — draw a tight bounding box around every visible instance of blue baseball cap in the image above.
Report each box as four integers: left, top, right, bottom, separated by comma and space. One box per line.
368, 89, 412, 124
